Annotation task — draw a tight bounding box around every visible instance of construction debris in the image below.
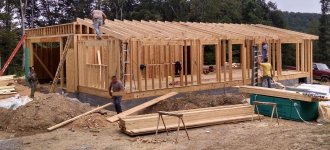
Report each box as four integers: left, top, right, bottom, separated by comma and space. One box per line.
119, 104, 256, 136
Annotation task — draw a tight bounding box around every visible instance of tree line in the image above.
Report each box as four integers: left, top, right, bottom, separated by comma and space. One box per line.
0, 0, 329, 75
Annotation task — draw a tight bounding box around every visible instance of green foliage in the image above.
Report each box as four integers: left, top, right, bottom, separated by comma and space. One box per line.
318, 0, 330, 66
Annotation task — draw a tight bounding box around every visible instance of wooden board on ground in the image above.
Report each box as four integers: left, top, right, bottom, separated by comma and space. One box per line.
0, 86, 16, 95
47, 102, 113, 131
107, 92, 178, 122
119, 104, 256, 136
239, 86, 321, 102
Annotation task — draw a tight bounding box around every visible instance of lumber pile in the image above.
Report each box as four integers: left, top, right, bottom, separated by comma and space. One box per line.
0, 75, 15, 87
119, 104, 257, 136
239, 86, 325, 102
107, 92, 178, 122
0, 85, 16, 95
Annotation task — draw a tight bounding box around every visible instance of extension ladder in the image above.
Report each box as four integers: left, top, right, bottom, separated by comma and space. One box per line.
121, 42, 136, 90
0, 34, 27, 76
251, 45, 259, 86
50, 36, 73, 92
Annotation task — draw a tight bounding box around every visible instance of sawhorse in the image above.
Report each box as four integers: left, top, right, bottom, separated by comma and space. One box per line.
155, 111, 190, 142
252, 101, 279, 125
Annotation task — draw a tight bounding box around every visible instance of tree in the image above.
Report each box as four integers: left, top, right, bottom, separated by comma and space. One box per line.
0, 0, 21, 75
318, 0, 330, 66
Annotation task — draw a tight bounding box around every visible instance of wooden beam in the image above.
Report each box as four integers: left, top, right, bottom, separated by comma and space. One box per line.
242, 45, 247, 84
296, 43, 300, 71
107, 92, 178, 122
47, 102, 113, 131
32, 52, 54, 79
239, 86, 321, 102
301, 41, 305, 72
119, 104, 255, 135
228, 40, 233, 81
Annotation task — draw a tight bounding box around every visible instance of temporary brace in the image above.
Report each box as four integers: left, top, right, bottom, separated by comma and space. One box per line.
50, 36, 73, 92
0, 34, 27, 76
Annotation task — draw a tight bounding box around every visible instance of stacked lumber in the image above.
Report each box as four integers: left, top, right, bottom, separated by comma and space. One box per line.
239, 86, 324, 102
0, 75, 15, 86
119, 104, 256, 136
0, 85, 16, 95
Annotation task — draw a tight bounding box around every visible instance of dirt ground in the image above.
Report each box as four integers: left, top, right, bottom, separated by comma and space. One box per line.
0, 118, 329, 150
0, 92, 114, 137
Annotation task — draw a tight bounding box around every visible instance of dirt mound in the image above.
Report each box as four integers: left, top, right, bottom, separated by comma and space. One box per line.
0, 93, 95, 136
69, 112, 114, 130
143, 93, 246, 114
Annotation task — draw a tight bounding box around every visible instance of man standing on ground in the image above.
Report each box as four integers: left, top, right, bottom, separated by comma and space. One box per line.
259, 58, 274, 88
28, 66, 37, 98
91, 9, 107, 40
109, 76, 124, 114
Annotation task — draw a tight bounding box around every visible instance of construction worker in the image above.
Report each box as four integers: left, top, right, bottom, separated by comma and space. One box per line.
109, 76, 124, 114
259, 58, 274, 88
28, 66, 37, 98
262, 42, 268, 62
91, 9, 107, 40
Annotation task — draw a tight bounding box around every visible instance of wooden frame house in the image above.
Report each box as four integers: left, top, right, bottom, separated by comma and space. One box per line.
25, 18, 318, 99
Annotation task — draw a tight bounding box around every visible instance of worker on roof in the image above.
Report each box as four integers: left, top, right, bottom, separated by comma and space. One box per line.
91, 9, 107, 40
28, 66, 38, 98
259, 58, 274, 88
109, 76, 124, 114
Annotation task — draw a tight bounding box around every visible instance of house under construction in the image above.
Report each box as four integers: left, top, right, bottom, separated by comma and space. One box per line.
24, 18, 318, 99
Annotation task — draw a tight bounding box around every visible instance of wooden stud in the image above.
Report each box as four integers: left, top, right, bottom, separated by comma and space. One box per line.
241, 44, 247, 84
301, 41, 305, 72
222, 40, 227, 82
296, 43, 300, 71
184, 41, 188, 85
228, 40, 233, 81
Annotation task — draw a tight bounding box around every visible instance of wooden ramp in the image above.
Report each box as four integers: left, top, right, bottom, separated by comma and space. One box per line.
119, 104, 256, 136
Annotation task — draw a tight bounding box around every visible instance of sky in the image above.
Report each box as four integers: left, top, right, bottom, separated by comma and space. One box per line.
268, 0, 321, 13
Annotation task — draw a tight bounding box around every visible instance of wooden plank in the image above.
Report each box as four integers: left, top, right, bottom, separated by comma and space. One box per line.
216, 40, 221, 82
296, 43, 300, 71
239, 86, 316, 102
32, 51, 54, 79
179, 45, 184, 86
276, 40, 282, 76
137, 41, 142, 91
47, 102, 113, 131
107, 92, 178, 122
228, 40, 233, 81
222, 40, 227, 82
301, 41, 305, 72
242, 45, 247, 84
272, 40, 276, 75
184, 41, 188, 85
119, 104, 255, 135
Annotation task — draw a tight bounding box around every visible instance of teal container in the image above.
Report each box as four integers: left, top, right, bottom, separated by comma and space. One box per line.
250, 94, 319, 121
